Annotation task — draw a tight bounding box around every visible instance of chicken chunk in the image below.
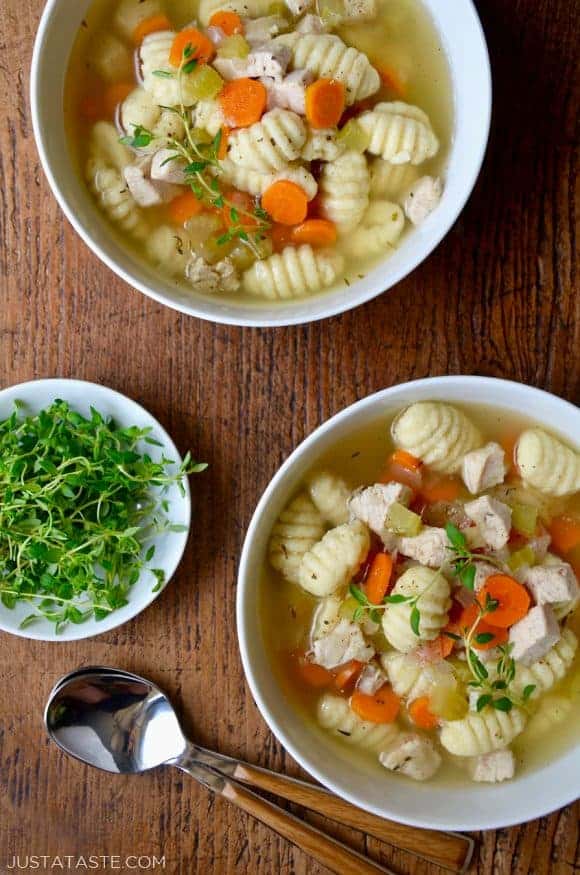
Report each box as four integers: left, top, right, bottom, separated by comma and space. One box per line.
150, 149, 188, 185
403, 176, 442, 226
214, 42, 291, 80
469, 749, 515, 783
524, 560, 579, 606
185, 254, 240, 294
348, 482, 412, 547
206, 25, 226, 46
461, 442, 506, 494
527, 530, 551, 561
244, 15, 289, 45
123, 158, 180, 207
285, 0, 313, 14
356, 662, 386, 695
509, 605, 560, 665
398, 526, 450, 568
296, 13, 326, 33
464, 495, 512, 550
379, 734, 442, 781
262, 69, 313, 114
472, 560, 498, 592
311, 619, 374, 669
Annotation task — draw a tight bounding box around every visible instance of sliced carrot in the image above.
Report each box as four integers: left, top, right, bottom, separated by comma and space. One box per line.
391, 449, 422, 471
271, 223, 296, 252
419, 633, 455, 661
458, 605, 508, 650
478, 575, 531, 628
379, 458, 422, 491
290, 219, 337, 248
133, 14, 172, 45
103, 82, 134, 118
377, 64, 406, 97
365, 553, 394, 605
421, 473, 462, 504
305, 78, 346, 129
217, 125, 230, 160
408, 696, 438, 730
334, 660, 363, 692
168, 190, 204, 224
170, 28, 214, 67
209, 10, 244, 34
262, 180, 309, 226
549, 515, 580, 555
350, 685, 400, 724
219, 77, 267, 127
298, 660, 333, 688
222, 189, 259, 228
79, 94, 103, 121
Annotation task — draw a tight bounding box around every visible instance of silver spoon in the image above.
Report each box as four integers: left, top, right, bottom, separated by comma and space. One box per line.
45, 667, 473, 874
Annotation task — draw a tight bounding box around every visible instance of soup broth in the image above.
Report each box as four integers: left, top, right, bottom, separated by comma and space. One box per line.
261, 403, 580, 785
65, 0, 452, 305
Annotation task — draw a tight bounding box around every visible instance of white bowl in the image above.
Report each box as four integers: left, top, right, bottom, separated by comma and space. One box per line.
0, 379, 191, 642
31, 1, 491, 327
237, 377, 580, 830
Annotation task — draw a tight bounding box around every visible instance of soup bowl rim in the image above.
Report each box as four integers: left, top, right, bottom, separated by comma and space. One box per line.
30, 0, 492, 327
237, 376, 580, 830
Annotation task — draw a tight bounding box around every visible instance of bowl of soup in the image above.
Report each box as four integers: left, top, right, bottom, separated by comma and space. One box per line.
31, 0, 490, 326
237, 377, 580, 829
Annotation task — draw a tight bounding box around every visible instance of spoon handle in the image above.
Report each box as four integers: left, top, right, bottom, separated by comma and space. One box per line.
192, 748, 473, 873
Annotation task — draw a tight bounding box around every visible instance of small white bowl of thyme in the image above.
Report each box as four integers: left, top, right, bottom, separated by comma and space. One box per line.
0, 379, 204, 641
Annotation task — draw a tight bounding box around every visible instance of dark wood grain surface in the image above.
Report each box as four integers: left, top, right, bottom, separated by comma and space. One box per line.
0, 0, 578, 873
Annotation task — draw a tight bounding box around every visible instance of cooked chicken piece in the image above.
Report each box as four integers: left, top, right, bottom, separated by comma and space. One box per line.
348, 482, 411, 547
398, 526, 450, 568
356, 662, 386, 695
509, 605, 560, 665
214, 42, 291, 80
185, 254, 240, 294
285, 0, 313, 14
379, 734, 442, 781
527, 530, 551, 561
524, 560, 579, 606
461, 442, 506, 494
403, 176, 442, 225
123, 158, 180, 207
311, 618, 374, 669
150, 149, 188, 185
296, 13, 326, 32
262, 69, 313, 114
464, 495, 512, 550
468, 749, 515, 783
206, 25, 226, 45
244, 15, 289, 45
472, 560, 498, 592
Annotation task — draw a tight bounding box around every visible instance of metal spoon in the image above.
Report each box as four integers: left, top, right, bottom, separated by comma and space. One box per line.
45, 667, 473, 874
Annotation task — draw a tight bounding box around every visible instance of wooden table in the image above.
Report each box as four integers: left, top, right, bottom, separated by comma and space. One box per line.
1, 0, 578, 872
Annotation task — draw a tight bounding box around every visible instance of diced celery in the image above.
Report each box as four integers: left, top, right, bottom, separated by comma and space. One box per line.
385, 502, 422, 536
217, 35, 250, 59
430, 687, 468, 721
336, 119, 370, 153
508, 545, 536, 572
188, 66, 225, 101
339, 595, 360, 621
448, 657, 471, 684
511, 502, 538, 537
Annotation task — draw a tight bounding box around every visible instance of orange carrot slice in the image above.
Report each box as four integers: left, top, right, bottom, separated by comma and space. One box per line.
290, 219, 337, 248
306, 78, 346, 129
334, 660, 363, 692
133, 14, 172, 45
458, 604, 509, 650
365, 553, 394, 605
262, 180, 309, 226
209, 10, 244, 34
298, 660, 333, 688
549, 515, 580, 555
168, 190, 204, 224
170, 28, 214, 67
408, 696, 438, 730
421, 473, 462, 504
478, 575, 531, 628
419, 633, 455, 661
350, 685, 400, 724
219, 78, 267, 127
391, 449, 422, 471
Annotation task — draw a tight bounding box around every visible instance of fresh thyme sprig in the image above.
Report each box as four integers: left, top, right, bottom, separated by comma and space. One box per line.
349, 567, 445, 637
0, 400, 206, 633
120, 42, 271, 257
444, 522, 503, 590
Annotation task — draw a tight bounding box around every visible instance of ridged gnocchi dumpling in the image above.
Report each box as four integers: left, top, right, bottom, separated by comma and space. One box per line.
515, 428, 580, 497
298, 521, 370, 596
120, 88, 162, 137
369, 159, 419, 200
302, 128, 345, 162
275, 33, 380, 105
382, 566, 451, 652
317, 694, 399, 752
381, 651, 457, 702
342, 201, 405, 259
268, 493, 325, 583
220, 161, 317, 200
192, 100, 224, 137
146, 226, 190, 275
141, 31, 204, 106
227, 110, 307, 172
358, 102, 439, 165
86, 162, 147, 238
510, 629, 578, 700
114, 0, 164, 40
306, 471, 350, 526
242, 246, 343, 300
392, 402, 483, 473
92, 33, 133, 83
319, 151, 370, 234
89, 121, 133, 173
440, 707, 527, 756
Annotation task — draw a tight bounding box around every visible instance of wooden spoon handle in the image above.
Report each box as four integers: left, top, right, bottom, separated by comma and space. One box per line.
221, 778, 394, 875
233, 762, 473, 873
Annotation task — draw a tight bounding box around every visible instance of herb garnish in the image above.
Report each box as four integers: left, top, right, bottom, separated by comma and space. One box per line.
0, 401, 206, 632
